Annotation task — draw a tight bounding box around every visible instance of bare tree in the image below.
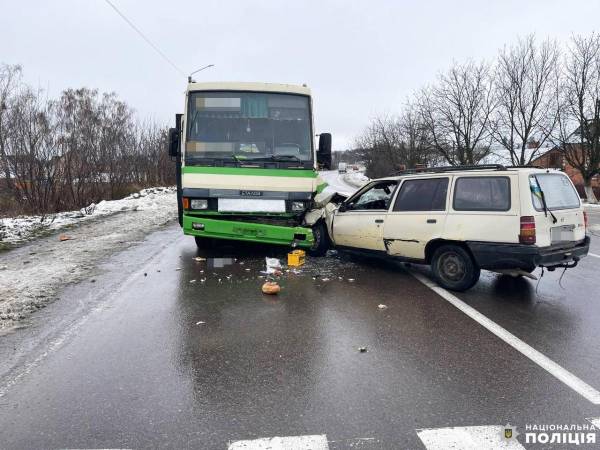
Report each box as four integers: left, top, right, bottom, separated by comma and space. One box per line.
418, 61, 496, 165
492, 35, 560, 165
354, 104, 437, 177
0, 63, 22, 189
6, 85, 60, 212
556, 33, 600, 203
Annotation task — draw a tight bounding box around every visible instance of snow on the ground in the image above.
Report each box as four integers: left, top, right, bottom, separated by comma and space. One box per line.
0, 187, 177, 329
342, 171, 370, 188
0, 187, 175, 247
319, 170, 364, 195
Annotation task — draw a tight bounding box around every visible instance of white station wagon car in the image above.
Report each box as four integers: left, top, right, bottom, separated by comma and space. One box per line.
323, 165, 590, 291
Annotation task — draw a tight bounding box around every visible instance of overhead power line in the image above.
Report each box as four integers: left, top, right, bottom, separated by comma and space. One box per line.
103, 0, 185, 77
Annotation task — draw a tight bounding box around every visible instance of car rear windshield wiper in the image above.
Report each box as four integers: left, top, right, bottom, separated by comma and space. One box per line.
533, 175, 558, 224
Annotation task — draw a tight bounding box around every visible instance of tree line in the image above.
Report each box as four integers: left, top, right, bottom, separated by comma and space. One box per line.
354, 33, 600, 202
0, 64, 174, 216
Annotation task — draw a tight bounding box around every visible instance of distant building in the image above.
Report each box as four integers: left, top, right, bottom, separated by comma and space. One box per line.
531, 143, 600, 199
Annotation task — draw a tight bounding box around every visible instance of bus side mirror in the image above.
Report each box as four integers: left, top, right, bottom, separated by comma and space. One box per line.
317, 133, 332, 170
168, 128, 180, 157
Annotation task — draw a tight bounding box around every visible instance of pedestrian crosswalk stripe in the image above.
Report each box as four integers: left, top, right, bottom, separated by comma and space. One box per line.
228, 434, 329, 450
416, 425, 526, 449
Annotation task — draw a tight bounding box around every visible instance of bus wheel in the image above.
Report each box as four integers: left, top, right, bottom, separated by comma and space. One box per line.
194, 236, 216, 249
308, 221, 330, 257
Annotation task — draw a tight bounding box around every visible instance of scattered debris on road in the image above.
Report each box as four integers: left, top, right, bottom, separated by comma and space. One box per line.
265, 257, 282, 274
287, 249, 306, 267
378, 304, 388, 310
196, 321, 205, 325
58, 234, 74, 242
262, 281, 281, 295
358, 347, 367, 353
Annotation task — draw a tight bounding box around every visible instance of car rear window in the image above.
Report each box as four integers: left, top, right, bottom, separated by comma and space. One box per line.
393, 178, 449, 211
530, 173, 580, 211
453, 176, 511, 211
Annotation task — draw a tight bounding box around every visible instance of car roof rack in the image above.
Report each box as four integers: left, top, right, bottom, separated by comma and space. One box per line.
394, 164, 507, 175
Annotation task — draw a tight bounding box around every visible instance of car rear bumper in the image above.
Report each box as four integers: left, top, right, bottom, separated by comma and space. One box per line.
467, 236, 590, 270
183, 215, 314, 247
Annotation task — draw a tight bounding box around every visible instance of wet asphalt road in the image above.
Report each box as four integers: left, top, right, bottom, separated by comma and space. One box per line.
0, 215, 600, 449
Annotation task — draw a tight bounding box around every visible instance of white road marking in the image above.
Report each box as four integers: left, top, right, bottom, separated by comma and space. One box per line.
411, 271, 600, 405
228, 435, 329, 450
587, 417, 600, 428
417, 425, 525, 449
588, 252, 600, 258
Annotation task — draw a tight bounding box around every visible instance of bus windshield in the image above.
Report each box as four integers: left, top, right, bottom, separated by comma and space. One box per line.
185, 91, 313, 163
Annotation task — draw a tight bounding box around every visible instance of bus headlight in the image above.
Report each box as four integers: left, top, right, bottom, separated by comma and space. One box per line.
191, 199, 208, 210
291, 201, 305, 212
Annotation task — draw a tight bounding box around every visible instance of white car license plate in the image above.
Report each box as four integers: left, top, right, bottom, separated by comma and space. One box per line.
551, 225, 575, 243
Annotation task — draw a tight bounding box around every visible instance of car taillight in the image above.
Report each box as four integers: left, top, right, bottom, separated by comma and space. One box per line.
583, 211, 588, 233
519, 216, 536, 244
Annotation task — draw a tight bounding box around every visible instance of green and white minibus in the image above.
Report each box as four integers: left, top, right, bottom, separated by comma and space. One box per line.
168, 82, 332, 255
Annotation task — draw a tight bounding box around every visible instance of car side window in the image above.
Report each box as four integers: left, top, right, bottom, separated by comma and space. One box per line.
393, 178, 449, 211
453, 176, 511, 211
346, 181, 398, 211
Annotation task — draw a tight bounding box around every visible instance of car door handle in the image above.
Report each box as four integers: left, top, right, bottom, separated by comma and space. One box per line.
375, 219, 384, 223
427, 219, 437, 224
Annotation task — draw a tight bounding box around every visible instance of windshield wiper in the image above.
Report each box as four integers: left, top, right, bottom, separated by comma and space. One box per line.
268, 155, 303, 163
534, 175, 558, 224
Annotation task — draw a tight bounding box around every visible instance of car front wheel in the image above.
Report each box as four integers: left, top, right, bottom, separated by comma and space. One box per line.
307, 221, 330, 256
431, 245, 480, 291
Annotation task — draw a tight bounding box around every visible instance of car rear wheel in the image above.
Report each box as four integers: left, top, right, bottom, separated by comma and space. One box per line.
431, 245, 480, 291
307, 221, 330, 257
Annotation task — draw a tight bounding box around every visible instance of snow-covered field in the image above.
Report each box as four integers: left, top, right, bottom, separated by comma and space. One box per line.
0, 187, 177, 329
0, 187, 175, 248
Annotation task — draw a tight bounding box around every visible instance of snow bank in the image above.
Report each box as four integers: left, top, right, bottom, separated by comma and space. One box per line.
0, 187, 177, 329
0, 187, 176, 247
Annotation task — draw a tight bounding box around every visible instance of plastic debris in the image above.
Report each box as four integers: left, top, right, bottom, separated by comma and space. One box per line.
287, 249, 306, 267
358, 347, 367, 353
262, 281, 281, 295
265, 257, 282, 274
193, 257, 206, 262
348, 278, 355, 282
190, 279, 197, 283
322, 278, 330, 282
378, 304, 388, 310
196, 321, 205, 325
58, 234, 74, 241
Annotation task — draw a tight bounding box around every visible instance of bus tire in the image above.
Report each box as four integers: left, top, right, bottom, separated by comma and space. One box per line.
308, 221, 330, 257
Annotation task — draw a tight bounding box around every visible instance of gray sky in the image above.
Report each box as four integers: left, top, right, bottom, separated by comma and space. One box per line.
2, 0, 600, 150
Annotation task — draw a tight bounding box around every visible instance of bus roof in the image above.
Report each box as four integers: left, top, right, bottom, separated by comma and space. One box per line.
186, 81, 311, 96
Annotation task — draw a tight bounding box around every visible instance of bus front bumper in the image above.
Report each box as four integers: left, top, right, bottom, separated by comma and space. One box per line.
183, 215, 314, 248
